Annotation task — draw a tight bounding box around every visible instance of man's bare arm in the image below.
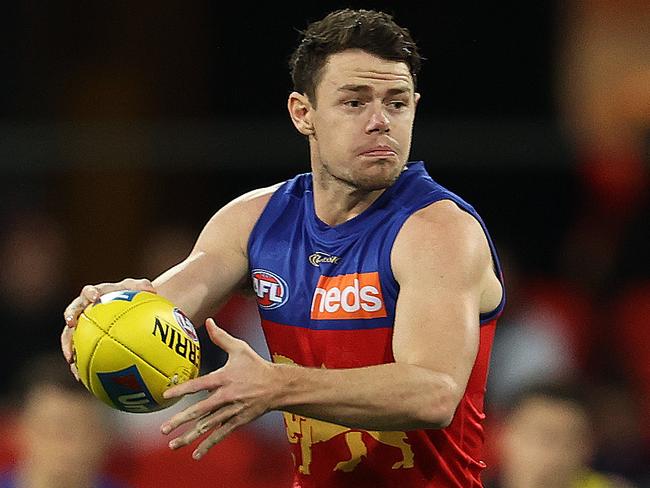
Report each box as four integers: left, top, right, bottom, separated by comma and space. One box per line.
270, 201, 501, 429
152, 186, 276, 322
61, 186, 277, 366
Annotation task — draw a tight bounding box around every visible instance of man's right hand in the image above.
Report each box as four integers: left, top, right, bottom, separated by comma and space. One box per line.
61, 278, 156, 378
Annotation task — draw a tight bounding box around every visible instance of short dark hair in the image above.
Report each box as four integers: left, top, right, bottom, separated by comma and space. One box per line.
289, 9, 422, 104
507, 381, 592, 418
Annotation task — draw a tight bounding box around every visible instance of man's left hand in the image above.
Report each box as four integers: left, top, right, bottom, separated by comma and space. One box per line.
160, 318, 281, 460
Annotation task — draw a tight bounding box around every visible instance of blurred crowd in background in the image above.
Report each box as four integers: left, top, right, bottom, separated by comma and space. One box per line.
0, 1, 648, 487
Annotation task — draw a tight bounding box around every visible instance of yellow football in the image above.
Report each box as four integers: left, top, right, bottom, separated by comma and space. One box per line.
73, 290, 201, 413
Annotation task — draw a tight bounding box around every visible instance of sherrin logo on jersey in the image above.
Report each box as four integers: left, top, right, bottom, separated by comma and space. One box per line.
311, 271, 387, 320
252, 269, 289, 310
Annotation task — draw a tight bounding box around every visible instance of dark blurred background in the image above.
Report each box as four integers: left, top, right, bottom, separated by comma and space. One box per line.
0, 1, 648, 487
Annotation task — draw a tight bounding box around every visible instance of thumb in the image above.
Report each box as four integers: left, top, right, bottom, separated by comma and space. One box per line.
205, 318, 240, 352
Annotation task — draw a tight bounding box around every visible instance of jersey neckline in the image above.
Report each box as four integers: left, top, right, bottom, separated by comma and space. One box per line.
304, 161, 425, 243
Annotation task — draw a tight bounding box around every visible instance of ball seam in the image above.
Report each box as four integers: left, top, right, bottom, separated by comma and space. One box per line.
83, 299, 179, 382
106, 298, 162, 332
104, 334, 173, 383
83, 319, 108, 391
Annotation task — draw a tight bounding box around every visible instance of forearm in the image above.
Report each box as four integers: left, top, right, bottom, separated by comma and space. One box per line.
153, 251, 244, 323
271, 361, 459, 431
153, 254, 213, 321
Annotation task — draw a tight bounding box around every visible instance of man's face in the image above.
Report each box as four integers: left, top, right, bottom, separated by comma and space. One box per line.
500, 396, 593, 487
19, 386, 110, 484
307, 49, 419, 192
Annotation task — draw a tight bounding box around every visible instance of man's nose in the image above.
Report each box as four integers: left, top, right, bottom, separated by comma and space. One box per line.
365, 103, 390, 133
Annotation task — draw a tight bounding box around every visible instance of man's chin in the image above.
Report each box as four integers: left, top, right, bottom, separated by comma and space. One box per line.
353, 163, 404, 191
352, 172, 401, 192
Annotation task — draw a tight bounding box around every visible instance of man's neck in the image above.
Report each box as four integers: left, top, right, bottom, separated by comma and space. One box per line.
311, 179, 386, 227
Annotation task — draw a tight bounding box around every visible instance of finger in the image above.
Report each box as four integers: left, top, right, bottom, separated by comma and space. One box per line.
64, 284, 103, 327
192, 415, 240, 460
205, 318, 242, 352
167, 420, 212, 450
81, 284, 101, 303
63, 295, 92, 328
64, 281, 156, 328
168, 403, 239, 450
61, 325, 74, 363
163, 370, 223, 400
161, 391, 225, 435
70, 362, 80, 381
121, 278, 157, 293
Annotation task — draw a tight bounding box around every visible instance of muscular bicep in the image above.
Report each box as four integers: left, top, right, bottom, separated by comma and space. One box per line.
391, 201, 493, 403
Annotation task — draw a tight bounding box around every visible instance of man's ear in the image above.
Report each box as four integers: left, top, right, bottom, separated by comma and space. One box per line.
287, 92, 315, 136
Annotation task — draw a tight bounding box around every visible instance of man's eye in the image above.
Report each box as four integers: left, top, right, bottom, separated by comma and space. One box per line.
389, 101, 407, 109
344, 100, 363, 108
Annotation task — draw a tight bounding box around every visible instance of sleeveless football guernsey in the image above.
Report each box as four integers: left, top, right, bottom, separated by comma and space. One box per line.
248, 161, 505, 487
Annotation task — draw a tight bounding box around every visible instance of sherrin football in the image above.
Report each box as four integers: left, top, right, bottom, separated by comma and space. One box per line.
73, 290, 201, 413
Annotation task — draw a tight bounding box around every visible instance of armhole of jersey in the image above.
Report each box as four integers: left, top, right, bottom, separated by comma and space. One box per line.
383, 196, 506, 326
246, 182, 289, 271
446, 198, 506, 325
379, 213, 406, 300
379, 194, 443, 301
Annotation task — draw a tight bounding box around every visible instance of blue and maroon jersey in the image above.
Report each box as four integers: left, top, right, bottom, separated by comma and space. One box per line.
247, 161, 505, 487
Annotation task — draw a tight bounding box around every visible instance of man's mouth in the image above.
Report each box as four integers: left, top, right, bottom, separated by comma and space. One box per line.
360, 146, 397, 157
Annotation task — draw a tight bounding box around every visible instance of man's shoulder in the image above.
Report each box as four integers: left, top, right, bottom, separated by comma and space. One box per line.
224, 183, 284, 220
405, 199, 483, 238
198, 183, 285, 255
393, 199, 492, 282
233, 183, 284, 208
227, 170, 312, 221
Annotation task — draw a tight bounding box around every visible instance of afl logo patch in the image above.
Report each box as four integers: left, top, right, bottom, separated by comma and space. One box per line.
252, 269, 289, 310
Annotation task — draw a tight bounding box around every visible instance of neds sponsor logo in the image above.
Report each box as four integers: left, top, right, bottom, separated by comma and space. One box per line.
311, 271, 387, 320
